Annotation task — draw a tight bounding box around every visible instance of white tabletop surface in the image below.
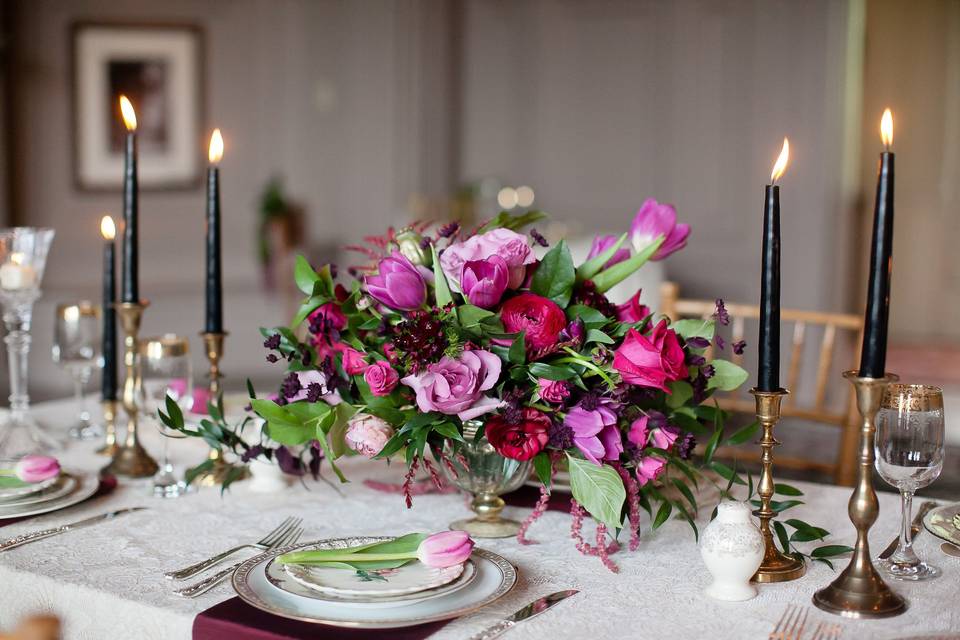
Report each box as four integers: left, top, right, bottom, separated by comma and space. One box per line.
0, 398, 958, 640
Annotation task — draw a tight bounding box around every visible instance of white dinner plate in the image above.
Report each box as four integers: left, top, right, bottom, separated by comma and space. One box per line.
267, 557, 478, 609
922, 502, 960, 546
0, 474, 77, 507
0, 475, 59, 501
233, 538, 517, 628
281, 556, 464, 598
0, 473, 99, 520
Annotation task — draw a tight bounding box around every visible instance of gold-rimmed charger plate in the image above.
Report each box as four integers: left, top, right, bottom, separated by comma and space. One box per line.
0, 473, 97, 520
0, 474, 59, 501
233, 537, 517, 628
922, 503, 960, 546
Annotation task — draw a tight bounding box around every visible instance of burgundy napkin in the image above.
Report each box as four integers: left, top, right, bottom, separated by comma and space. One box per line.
0, 474, 117, 528
503, 484, 572, 512
193, 597, 450, 640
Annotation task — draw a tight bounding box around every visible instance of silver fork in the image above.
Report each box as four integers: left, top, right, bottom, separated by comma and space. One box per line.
164, 517, 302, 580
810, 621, 842, 640
174, 525, 303, 598
769, 604, 809, 640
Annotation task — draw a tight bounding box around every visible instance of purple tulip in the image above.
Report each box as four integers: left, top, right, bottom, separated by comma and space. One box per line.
564, 401, 623, 465
586, 234, 631, 269
460, 256, 509, 309
630, 198, 691, 261
364, 251, 427, 311
416, 531, 475, 567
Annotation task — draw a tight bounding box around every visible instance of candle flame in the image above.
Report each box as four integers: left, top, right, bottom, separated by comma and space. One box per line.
100, 215, 116, 241
10, 252, 24, 266
880, 108, 893, 148
770, 137, 790, 183
208, 129, 224, 164
119, 95, 137, 131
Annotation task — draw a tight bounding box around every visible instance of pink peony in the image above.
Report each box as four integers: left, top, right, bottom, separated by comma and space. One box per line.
538, 378, 570, 404
564, 403, 623, 465
364, 251, 427, 310
587, 234, 631, 269
630, 198, 690, 261
344, 414, 394, 458
440, 228, 535, 289
460, 256, 509, 309
500, 293, 567, 355
417, 531, 475, 568
627, 416, 650, 447
616, 290, 652, 324
308, 302, 347, 333
364, 360, 399, 396
341, 347, 369, 375
14, 455, 60, 483
401, 349, 502, 420
613, 320, 687, 392
636, 456, 667, 486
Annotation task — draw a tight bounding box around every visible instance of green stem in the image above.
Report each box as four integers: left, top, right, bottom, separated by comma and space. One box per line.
278, 550, 414, 564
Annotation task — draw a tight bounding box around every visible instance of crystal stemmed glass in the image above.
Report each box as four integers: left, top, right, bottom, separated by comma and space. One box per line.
875, 383, 945, 581
0, 227, 56, 456
139, 334, 191, 498
52, 301, 103, 440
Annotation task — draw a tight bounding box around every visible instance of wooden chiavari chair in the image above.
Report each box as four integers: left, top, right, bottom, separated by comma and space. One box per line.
660, 282, 863, 486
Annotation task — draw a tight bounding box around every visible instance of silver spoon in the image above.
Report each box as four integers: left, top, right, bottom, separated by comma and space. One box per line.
941, 542, 960, 558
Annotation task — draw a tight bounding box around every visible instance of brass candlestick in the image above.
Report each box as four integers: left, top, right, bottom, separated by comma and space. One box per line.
96, 399, 120, 456
103, 302, 158, 478
813, 371, 906, 618
196, 331, 249, 485
751, 388, 806, 582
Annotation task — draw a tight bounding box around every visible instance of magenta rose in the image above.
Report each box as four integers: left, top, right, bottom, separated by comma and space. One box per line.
627, 416, 649, 447
636, 455, 667, 486
616, 290, 652, 324
613, 320, 686, 392
364, 360, 399, 396
341, 347, 369, 375
630, 198, 690, 261
564, 401, 623, 465
538, 378, 570, 404
401, 349, 502, 420
485, 409, 550, 461
345, 414, 394, 458
440, 228, 535, 289
500, 293, 567, 355
308, 302, 347, 333
587, 234, 631, 269
460, 256, 509, 309
364, 251, 427, 310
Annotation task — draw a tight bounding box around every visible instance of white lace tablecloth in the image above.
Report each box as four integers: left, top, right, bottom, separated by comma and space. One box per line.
1, 399, 958, 639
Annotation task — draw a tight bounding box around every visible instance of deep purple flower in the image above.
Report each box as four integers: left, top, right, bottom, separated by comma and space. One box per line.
364, 251, 427, 311
677, 433, 696, 460
561, 318, 585, 345
438, 221, 460, 238
686, 337, 710, 350
587, 234, 631, 269
263, 334, 281, 350
702, 364, 716, 379
564, 400, 623, 465
305, 382, 324, 403
714, 335, 725, 351
241, 444, 264, 463
281, 372, 301, 400
713, 298, 730, 326
630, 198, 690, 261
733, 340, 747, 355
548, 421, 574, 450
460, 255, 510, 309
275, 446, 305, 476
266, 353, 279, 363
687, 354, 706, 366
530, 228, 549, 248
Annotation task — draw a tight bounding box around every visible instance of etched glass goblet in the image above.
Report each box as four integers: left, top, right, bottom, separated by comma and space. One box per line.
0, 227, 56, 456
52, 301, 102, 440
875, 383, 945, 581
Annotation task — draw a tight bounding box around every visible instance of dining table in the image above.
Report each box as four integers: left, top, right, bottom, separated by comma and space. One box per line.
1, 397, 958, 639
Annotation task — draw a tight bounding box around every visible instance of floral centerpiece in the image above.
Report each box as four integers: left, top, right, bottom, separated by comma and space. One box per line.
163, 201, 848, 570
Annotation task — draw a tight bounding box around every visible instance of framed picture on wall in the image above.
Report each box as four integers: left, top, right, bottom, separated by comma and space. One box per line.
72, 23, 204, 190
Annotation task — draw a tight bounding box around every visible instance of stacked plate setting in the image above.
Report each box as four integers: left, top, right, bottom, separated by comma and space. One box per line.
0, 471, 98, 520
232, 536, 518, 628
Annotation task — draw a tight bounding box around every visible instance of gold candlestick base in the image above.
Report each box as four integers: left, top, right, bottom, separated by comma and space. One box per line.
95, 399, 120, 457
751, 388, 806, 583
103, 301, 159, 478
813, 371, 906, 618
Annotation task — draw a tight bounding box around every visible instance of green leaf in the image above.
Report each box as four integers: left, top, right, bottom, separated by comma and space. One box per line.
432, 245, 453, 307
279, 533, 429, 566
294, 255, 320, 295
652, 501, 673, 529
751, 499, 805, 513
591, 236, 664, 293
163, 394, 185, 429
458, 304, 494, 327
671, 318, 716, 341
567, 454, 626, 531
292, 296, 324, 329
477, 210, 547, 233
723, 421, 760, 446
665, 380, 694, 409
709, 461, 747, 485
773, 520, 791, 554
432, 422, 464, 442
811, 545, 854, 558
671, 478, 698, 514
531, 240, 575, 307
533, 452, 553, 488
703, 423, 723, 464
576, 232, 628, 281
585, 329, 614, 345
0, 477, 29, 488
508, 332, 527, 365
528, 362, 577, 381
775, 483, 804, 497
707, 360, 749, 392
564, 305, 609, 329
184, 459, 216, 486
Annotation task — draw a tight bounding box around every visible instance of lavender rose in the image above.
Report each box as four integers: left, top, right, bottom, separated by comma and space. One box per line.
401, 349, 502, 420
440, 228, 535, 289
345, 414, 394, 458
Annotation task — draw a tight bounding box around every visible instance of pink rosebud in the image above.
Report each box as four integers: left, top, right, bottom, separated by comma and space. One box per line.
363, 251, 427, 311
627, 416, 649, 447
587, 234, 631, 269
538, 378, 570, 404
344, 414, 394, 458
14, 455, 60, 483
616, 290, 652, 324
630, 198, 690, 261
341, 347, 369, 375
635, 455, 666, 486
416, 531, 475, 568
460, 256, 509, 309
364, 360, 399, 396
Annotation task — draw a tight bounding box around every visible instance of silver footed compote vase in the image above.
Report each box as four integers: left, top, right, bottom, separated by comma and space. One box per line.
440, 420, 532, 538
0, 227, 56, 456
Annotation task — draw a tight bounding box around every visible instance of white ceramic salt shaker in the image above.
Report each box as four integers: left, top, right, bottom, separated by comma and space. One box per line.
699, 500, 765, 601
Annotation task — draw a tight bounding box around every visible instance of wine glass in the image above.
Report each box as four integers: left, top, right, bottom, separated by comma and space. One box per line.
52, 301, 102, 439
875, 383, 945, 581
139, 334, 191, 498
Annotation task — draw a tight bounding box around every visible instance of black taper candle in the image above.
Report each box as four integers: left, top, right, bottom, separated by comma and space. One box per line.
101, 231, 117, 400
758, 184, 781, 391
121, 130, 138, 303
859, 149, 894, 378
204, 163, 223, 333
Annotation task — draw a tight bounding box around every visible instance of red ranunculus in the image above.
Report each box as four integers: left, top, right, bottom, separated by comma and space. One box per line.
484, 408, 551, 461
613, 319, 686, 392
500, 293, 566, 354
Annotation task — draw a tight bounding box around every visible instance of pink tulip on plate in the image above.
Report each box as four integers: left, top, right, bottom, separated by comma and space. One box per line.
416, 531, 475, 568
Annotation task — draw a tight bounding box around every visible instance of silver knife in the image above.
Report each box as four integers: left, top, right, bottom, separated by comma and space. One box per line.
0, 507, 147, 552
878, 501, 936, 559
468, 590, 579, 640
